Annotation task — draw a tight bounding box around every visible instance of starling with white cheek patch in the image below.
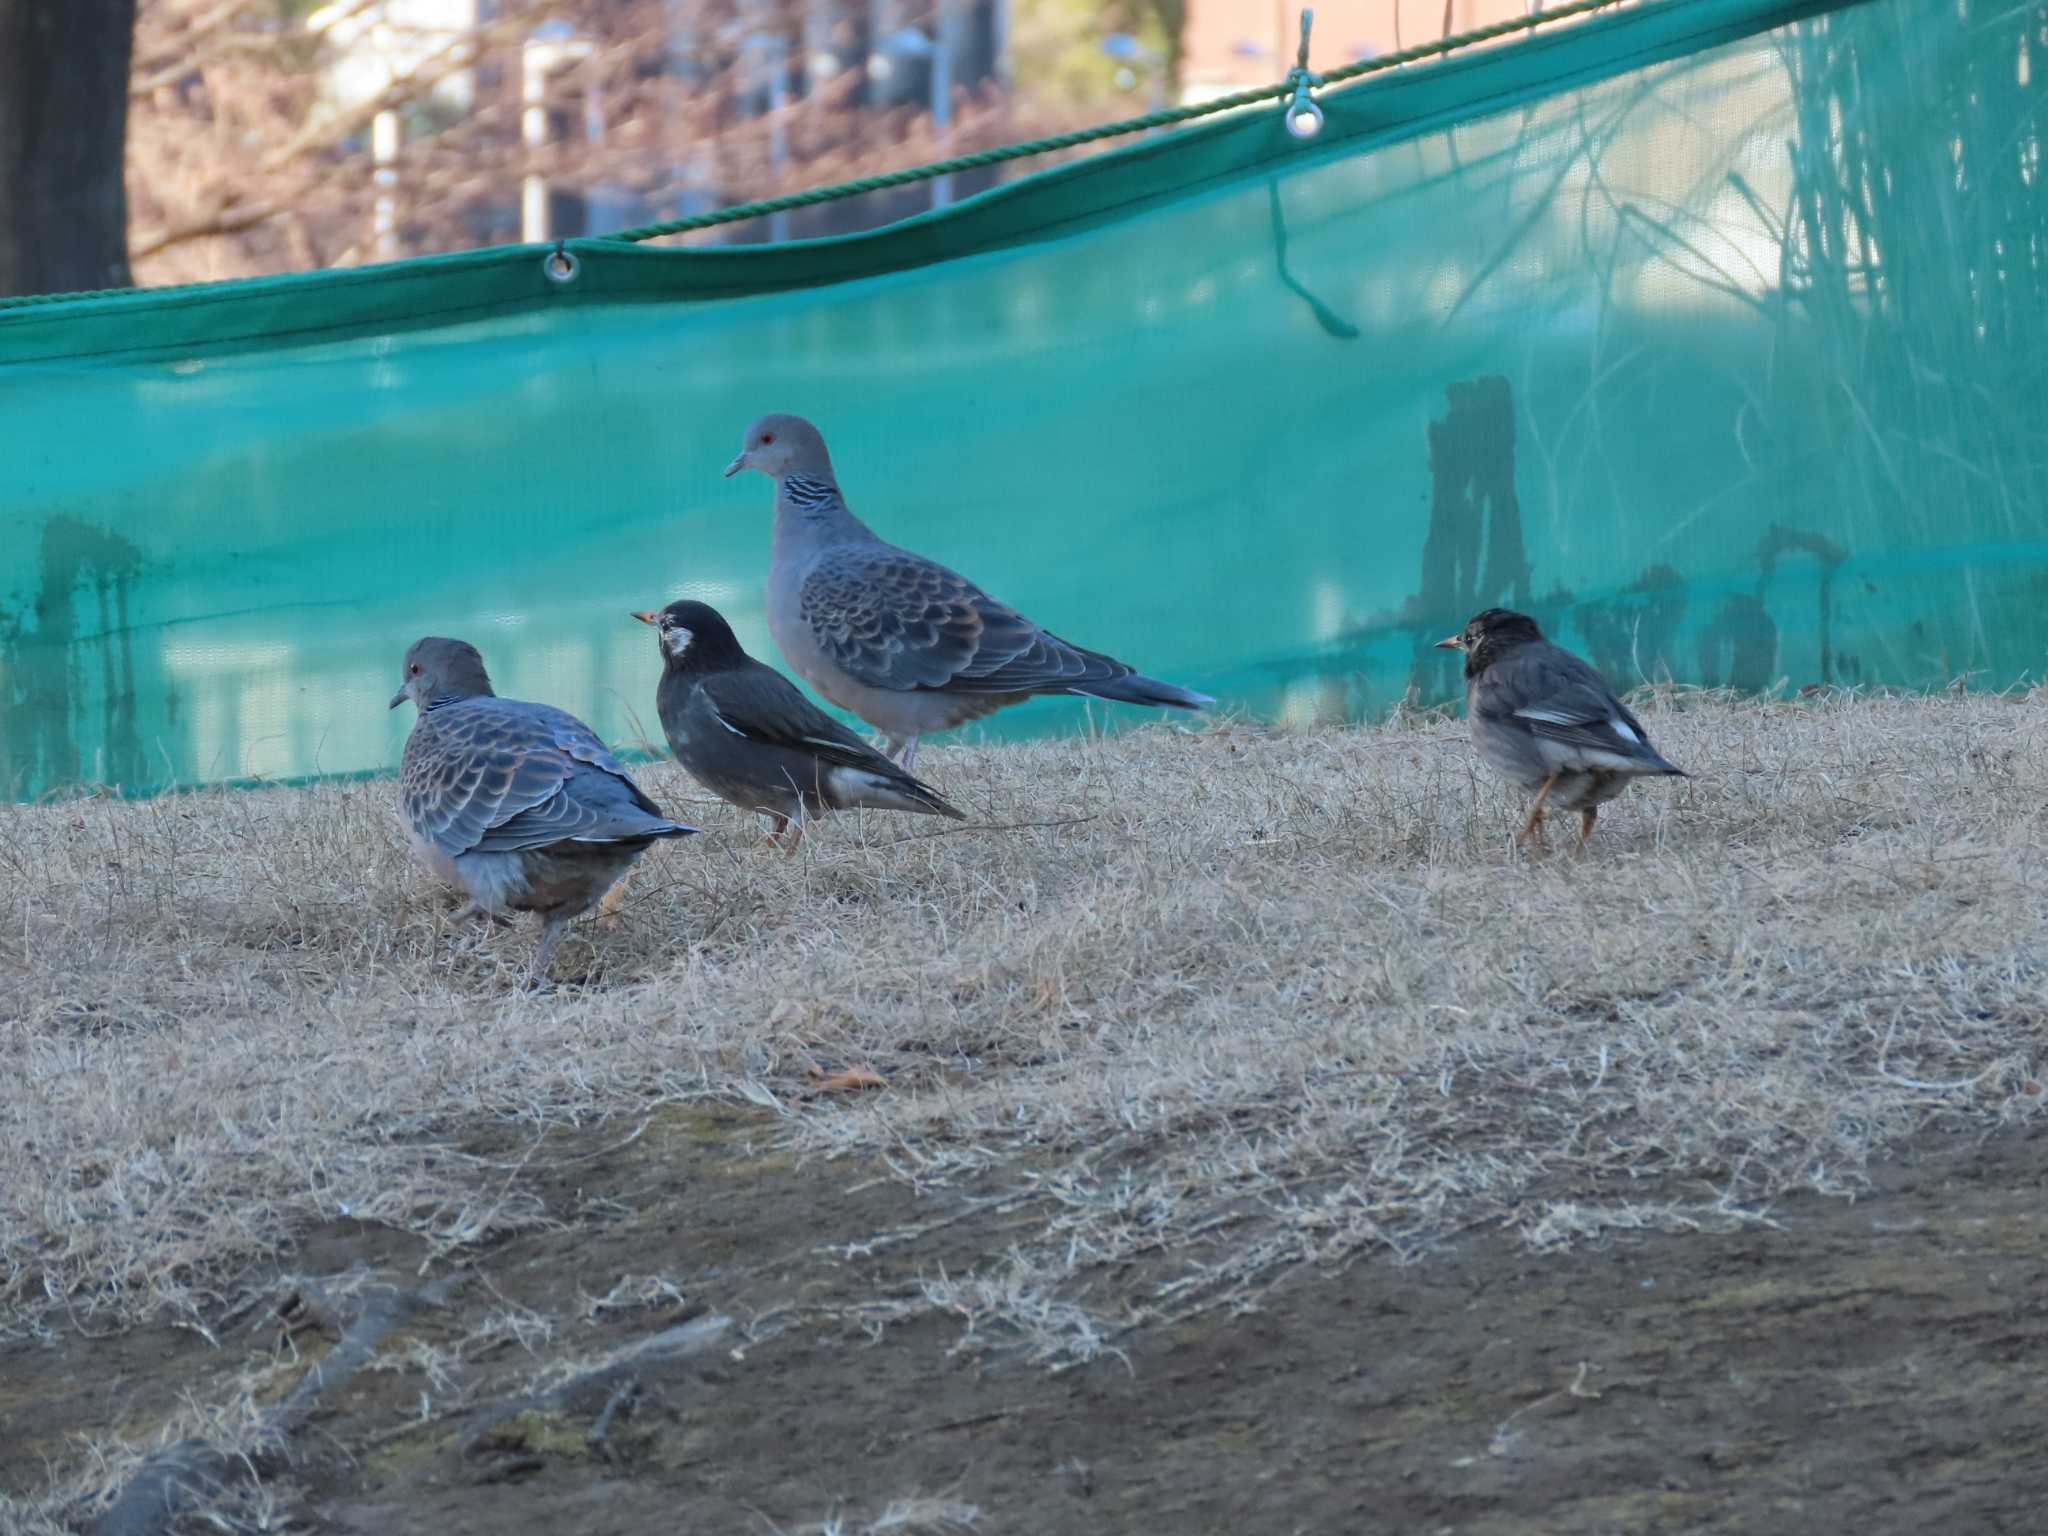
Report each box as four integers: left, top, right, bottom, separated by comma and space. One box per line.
1437, 608, 1685, 851
635, 599, 963, 852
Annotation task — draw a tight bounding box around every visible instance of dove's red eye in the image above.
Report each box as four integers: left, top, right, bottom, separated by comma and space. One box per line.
760, 432, 775, 444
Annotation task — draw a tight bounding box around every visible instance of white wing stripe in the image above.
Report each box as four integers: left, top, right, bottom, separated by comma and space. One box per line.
1514, 705, 1642, 745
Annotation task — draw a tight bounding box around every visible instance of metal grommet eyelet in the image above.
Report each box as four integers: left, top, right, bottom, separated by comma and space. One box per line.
543, 245, 581, 285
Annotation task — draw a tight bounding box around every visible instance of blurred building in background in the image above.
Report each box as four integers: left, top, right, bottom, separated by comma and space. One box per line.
293, 1, 1008, 244
1183, 0, 1543, 100
124, 0, 1591, 286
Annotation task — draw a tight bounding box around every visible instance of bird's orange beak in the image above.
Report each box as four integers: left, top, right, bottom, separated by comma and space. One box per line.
1434, 633, 1464, 651
631, 610, 658, 626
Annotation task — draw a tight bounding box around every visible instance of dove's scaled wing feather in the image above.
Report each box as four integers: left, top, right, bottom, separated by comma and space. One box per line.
798, 542, 1146, 698
401, 698, 682, 860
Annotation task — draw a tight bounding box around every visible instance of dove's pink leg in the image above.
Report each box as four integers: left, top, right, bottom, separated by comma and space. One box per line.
526, 915, 569, 988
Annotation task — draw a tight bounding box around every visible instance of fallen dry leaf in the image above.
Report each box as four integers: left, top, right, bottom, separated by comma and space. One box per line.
806, 1063, 887, 1095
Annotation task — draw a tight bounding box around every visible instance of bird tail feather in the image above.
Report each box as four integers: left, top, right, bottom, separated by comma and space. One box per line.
1073, 673, 1213, 711
829, 766, 967, 820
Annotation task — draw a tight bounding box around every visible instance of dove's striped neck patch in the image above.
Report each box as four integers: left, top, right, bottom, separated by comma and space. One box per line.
781, 474, 841, 512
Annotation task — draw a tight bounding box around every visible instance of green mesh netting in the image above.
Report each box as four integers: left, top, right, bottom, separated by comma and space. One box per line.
1, 0, 2041, 800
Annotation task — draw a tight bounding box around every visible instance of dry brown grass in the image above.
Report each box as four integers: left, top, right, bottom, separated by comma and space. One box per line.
4, 688, 2045, 1396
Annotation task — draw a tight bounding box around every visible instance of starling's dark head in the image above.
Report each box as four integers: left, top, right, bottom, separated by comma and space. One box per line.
391, 636, 494, 710
1434, 608, 1545, 677
632, 600, 743, 667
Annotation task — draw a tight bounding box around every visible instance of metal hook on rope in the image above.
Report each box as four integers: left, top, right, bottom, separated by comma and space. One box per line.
1283, 9, 1324, 140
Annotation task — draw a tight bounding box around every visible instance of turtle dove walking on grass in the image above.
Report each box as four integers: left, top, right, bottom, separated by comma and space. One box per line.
724, 413, 1211, 768
391, 637, 696, 984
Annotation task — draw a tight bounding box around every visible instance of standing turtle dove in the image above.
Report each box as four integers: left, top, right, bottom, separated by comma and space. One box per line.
391, 636, 696, 983
724, 413, 1211, 768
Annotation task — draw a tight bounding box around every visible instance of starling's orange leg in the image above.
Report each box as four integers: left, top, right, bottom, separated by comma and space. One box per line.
1518, 772, 1561, 851
764, 814, 806, 854
1576, 806, 1598, 853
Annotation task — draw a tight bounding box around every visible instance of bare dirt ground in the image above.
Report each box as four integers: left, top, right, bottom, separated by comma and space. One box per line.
4, 695, 2046, 1532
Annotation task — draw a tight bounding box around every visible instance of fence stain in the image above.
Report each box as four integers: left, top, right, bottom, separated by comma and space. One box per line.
1, 516, 147, 795
1408, 375, 1530, 703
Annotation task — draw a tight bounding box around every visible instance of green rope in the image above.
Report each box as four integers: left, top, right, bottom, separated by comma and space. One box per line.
604, 0, 1627, 244
0, 275, 185, 312
0, 0, 1624, 312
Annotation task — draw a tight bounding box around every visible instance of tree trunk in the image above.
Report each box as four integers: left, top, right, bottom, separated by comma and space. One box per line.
0, 0, 137, 299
